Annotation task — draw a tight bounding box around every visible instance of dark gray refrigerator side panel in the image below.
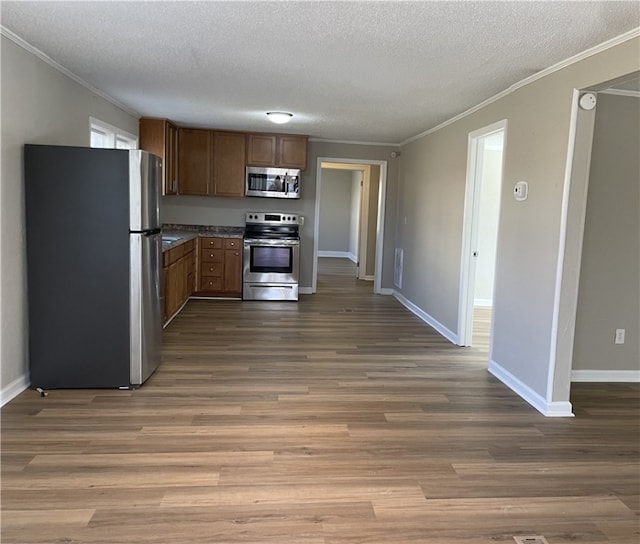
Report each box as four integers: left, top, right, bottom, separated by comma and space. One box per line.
25, 145, 131, 388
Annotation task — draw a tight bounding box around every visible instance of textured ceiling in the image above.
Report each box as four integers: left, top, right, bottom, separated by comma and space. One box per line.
1, 1, 639, 144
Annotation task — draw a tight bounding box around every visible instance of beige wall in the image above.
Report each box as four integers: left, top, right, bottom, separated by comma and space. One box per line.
318, 169, 353, 253
1, 35, 138, 396
573, 94, 640, 373
396, 37, 640, 407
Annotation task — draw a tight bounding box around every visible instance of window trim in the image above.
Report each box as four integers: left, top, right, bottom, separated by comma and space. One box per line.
89, 117, 138, 149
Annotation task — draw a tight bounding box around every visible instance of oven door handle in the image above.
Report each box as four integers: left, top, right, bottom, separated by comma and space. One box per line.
243, 238, 300, 247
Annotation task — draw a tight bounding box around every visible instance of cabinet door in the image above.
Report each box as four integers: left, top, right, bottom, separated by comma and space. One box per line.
224, 248, 242, 294
140, 118, 178, 195
178, 128, 211, 196
246, 133, 277, 166
278, 135, 308, 170
212, 131, 246, 198
165, 122, 178, 195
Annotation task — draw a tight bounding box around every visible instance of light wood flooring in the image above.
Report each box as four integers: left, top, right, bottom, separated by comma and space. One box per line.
2, 257, 638, 543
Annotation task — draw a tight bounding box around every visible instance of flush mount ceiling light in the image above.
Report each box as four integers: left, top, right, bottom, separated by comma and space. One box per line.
266, 112, 293, 124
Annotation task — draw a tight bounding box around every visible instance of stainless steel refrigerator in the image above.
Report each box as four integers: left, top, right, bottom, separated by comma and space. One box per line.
24, 145, 163, 388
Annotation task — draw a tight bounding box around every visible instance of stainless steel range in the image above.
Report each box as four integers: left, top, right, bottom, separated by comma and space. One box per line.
243, 212, 302, 301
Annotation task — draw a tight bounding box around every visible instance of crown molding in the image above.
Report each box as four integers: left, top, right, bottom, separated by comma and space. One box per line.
401, 27, 640, 146
599, 88, 640, 98
309, 137, 400, 147
1, 26, 140, 118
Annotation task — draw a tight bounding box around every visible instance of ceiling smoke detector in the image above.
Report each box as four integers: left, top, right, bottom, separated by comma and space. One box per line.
266, 112, 293, 124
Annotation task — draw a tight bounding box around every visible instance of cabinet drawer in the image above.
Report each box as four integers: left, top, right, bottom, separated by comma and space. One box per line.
224, 238, 241, 250
201, 237, 223, 249
200, 250, 223, 263
200, 276, 222, 291
164, 244, 185, 266
201, 262, 223, 277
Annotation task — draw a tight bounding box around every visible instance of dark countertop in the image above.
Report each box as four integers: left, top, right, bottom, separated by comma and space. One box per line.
162, 224, 245, 251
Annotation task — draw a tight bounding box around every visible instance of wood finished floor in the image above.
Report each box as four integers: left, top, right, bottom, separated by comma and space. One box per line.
2, 258, 639, 543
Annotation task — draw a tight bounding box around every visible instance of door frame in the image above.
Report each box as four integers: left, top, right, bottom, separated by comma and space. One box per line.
457, 119, 507, 347
313, 157, 387, 293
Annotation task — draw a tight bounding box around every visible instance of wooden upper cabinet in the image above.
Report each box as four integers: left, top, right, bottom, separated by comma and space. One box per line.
246, 134, 277, 167
278, 135, 308, 169
246, 133, 308, 170
139, 118, 179, 195
212, 131, 246, 198
178, 128, 211, 196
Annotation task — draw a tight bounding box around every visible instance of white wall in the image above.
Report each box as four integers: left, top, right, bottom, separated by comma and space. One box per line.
0, 35, 138, 400
396, 37, 640, 413
475, 143, 502, 305
349, 171, 362, 258
318, 169, 353, 253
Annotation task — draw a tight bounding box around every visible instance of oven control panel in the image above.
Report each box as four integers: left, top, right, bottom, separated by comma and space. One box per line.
245, 212, 303, 225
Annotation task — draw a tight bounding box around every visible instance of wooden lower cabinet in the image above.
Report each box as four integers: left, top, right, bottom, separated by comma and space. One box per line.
163, 239, 196, 323
198, 237, 242, 297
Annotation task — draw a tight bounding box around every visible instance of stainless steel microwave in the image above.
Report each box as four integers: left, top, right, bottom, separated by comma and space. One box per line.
246, 166, 300, 199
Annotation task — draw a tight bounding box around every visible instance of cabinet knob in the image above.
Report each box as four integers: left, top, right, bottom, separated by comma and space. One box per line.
209, 241, 215, 245
229, 241, 235, 247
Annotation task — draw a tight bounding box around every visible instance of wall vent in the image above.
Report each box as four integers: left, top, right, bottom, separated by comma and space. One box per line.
513, 537, 549, 544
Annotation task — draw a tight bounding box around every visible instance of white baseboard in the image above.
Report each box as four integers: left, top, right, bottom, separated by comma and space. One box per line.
474, 299, 493, 307
571, 370, 640, 382
379, 288, 395, 295
364, 275, 374, 281
488, 360, 574, 417
393, 292, 458, 344
1, 373, 30, 407
318, 251, 356, 263
299, 287, 314, 295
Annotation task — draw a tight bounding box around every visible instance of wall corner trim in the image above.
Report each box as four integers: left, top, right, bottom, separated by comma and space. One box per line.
1, 373, 30, 407
393, 292, 458, 344
488, 360, 575, 417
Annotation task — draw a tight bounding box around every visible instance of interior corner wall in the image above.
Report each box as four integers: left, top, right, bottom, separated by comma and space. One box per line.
396, 37, 640, 405
318, 169, 353, 253
0, 35, 138, 397
572, 94, 640, 374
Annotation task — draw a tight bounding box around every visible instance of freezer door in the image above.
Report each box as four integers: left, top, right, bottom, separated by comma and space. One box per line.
130, 232, 163, 385
129, 150, 161, 231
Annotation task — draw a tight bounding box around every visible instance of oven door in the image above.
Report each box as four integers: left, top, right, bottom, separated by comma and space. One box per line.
243, 238, 300, 284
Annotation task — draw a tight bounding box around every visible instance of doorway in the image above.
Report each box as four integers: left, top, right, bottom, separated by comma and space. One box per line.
313, 158, 387, 294
458, 120, 507, 350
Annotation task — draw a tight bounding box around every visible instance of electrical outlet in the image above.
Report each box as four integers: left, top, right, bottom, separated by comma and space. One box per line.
615, 329, 625, 345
